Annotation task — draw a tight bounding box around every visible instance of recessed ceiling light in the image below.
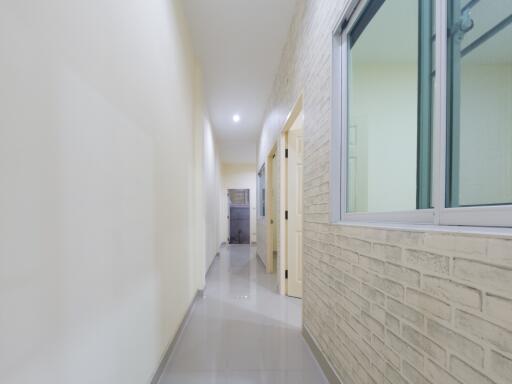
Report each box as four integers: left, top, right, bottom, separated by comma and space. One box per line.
233, 114, 240, 123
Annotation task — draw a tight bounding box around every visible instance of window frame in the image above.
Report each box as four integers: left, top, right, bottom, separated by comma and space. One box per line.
258, 165, 266, 217
331, 0, 512, 228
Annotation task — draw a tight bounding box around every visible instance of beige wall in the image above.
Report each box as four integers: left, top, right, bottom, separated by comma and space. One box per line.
221, 164, 257, 244
199, 109, 223, 272
257, 1, 512, 384
0, 1, 219, 383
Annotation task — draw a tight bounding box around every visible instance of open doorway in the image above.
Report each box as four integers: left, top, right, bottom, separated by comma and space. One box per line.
228, 189, 250, 244
264, 146, 279, 284
264, 95, 304, 298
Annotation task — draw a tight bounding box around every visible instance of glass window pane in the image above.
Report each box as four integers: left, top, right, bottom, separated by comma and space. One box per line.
347, 0, 432, 213
258, 166, 265, 216
418, 0, 435, 209
447, 0, 512, 207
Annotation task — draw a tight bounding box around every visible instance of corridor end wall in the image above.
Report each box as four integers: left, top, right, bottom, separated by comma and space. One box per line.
221, 164, 258, 246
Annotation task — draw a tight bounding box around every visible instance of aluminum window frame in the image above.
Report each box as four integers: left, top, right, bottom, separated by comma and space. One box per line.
331, 0, 512, 228
257, 165, 266, 217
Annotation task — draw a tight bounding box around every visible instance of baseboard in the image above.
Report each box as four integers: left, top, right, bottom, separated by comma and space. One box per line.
150, 290, 202, 384
255, 252, 266, 268
303, 326, 343, 384
205, 252, 219, 278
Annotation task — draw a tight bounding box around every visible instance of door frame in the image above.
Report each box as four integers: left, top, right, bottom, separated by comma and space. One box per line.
265, 145, 278, 272
278, 94, 304, 295
227, 188, 250, 244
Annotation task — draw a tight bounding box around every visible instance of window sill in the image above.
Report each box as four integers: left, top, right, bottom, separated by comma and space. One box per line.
334, 220, 512, 239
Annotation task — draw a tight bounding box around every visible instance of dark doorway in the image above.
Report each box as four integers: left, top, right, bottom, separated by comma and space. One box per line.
228, 189, 250, 244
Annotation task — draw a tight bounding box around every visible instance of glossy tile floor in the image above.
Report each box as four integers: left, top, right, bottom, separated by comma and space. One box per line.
158, 245, 328, 384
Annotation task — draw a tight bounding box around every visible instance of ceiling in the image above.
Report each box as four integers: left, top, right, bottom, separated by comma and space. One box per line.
183, 0, 298, 165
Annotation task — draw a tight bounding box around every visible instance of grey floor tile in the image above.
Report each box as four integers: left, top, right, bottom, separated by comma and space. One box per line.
158, 245, 327, 384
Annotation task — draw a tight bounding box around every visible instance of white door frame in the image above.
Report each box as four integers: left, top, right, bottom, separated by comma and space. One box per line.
278, 94, 304, 296
227, 188, 250, 244
265, 145, 277, 272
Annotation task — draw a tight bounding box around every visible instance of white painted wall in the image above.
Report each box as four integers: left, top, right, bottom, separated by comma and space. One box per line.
459, 64, 512, 206
0, 1, 219, 383
192, 67, 224, 280
221, 164, 257, 244
202, 117, 223, 271
350, 64, 418, 212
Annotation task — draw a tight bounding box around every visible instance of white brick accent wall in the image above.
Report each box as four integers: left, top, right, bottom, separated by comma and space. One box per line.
257, 1, 512, 384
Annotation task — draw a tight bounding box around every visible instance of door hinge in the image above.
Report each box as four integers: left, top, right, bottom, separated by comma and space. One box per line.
285, 269, 288, 279
285, 148, 288, 158
285, 210, 288, 220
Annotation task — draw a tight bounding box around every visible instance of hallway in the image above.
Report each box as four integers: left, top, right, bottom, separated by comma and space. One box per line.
2, 1, 512, 383
159, 245, 327, 384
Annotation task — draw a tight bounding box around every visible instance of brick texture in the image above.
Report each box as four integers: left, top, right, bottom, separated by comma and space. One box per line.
257, 1, 512, 383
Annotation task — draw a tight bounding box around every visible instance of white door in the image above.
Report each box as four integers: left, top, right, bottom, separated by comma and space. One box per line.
271, 153, 278, 272
286, 119, 304, 298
